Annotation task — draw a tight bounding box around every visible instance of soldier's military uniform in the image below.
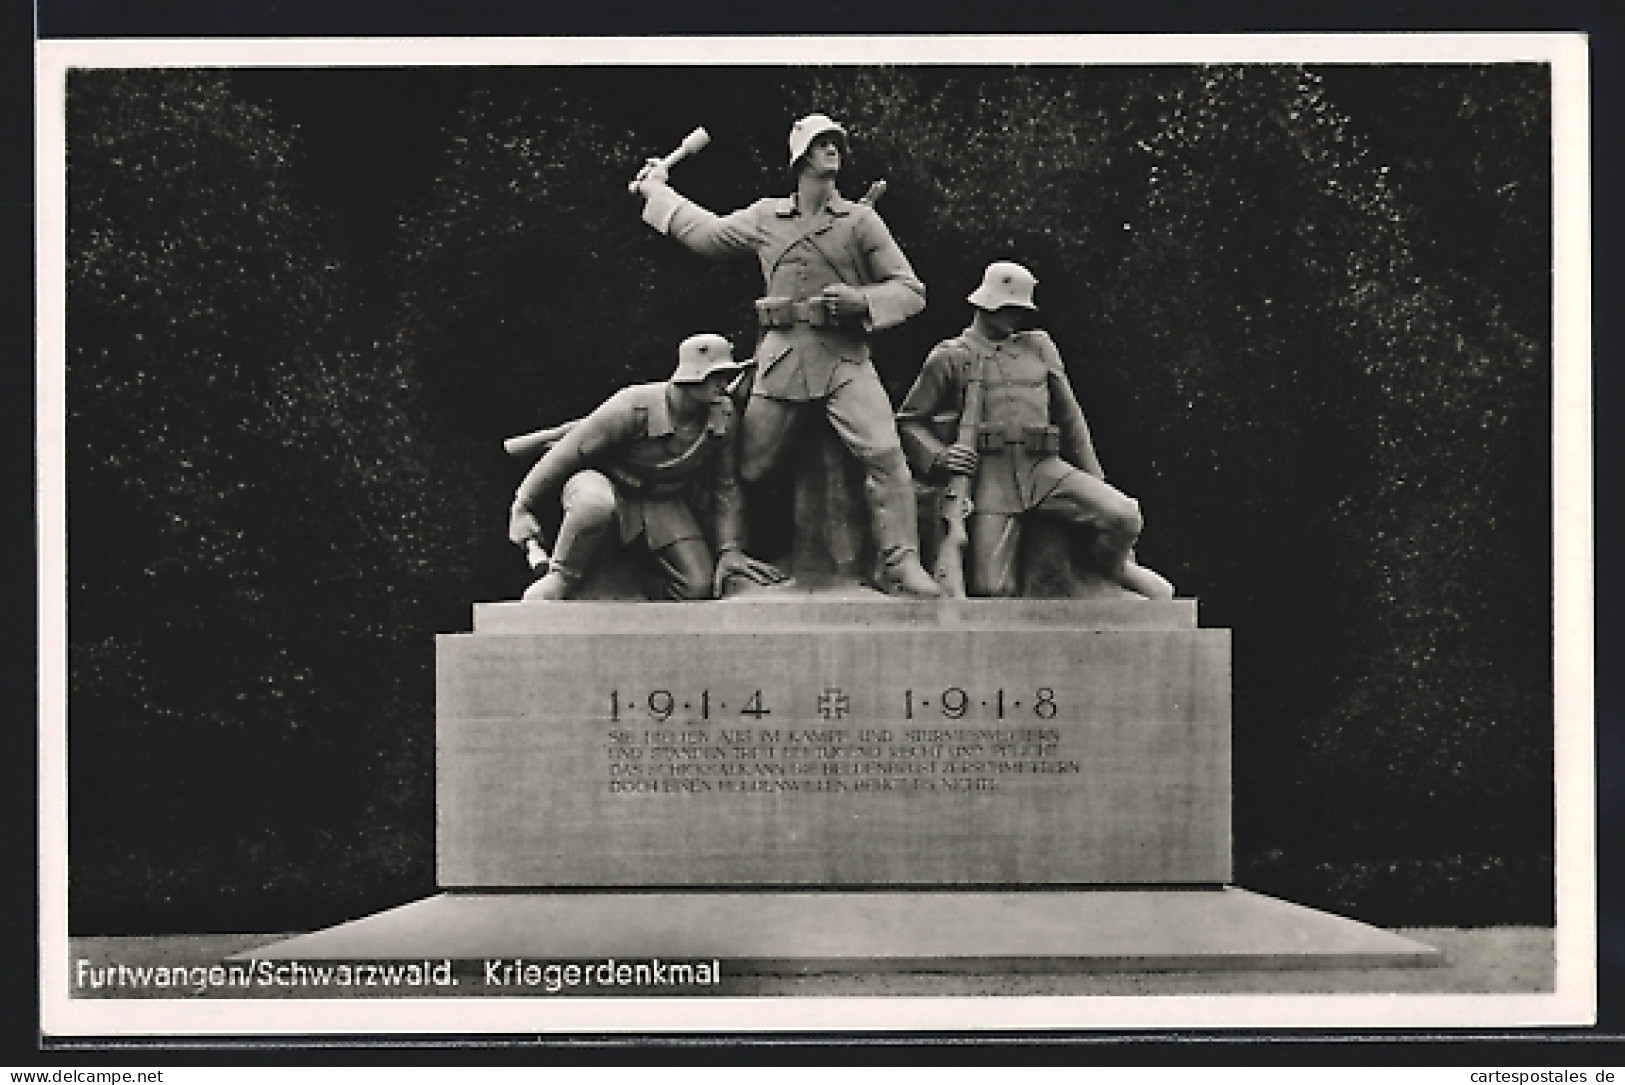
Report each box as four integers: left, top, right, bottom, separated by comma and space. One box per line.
897, 271, 1147, 598
637, 114, 936, 593
513, 337, 746, 601
641, 189, 925, 408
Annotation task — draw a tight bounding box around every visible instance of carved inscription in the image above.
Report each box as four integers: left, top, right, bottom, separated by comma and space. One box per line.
601, 686, 1078, 795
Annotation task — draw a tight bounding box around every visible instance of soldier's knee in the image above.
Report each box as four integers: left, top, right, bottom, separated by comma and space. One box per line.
1103, 495, 1143, 541
739, 398, 799, 483
738, 423, 780, 484
562, 472, 617, 525
659, 544, 714, 601
855, 444, 910, 484
740, 450, 772, 484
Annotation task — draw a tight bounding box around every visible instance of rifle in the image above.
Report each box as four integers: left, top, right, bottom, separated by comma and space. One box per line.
931, 355, 985, 598
503, 420, 577, 459
502, 366, 755, 460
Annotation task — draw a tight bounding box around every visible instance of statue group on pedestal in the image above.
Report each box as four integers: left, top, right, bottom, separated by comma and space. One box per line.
507, 112, 1175, 603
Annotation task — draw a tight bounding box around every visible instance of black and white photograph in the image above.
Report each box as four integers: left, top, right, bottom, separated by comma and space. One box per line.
35, 34, 1593, 1036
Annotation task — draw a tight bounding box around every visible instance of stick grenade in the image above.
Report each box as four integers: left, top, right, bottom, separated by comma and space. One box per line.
629, 126, 710, 193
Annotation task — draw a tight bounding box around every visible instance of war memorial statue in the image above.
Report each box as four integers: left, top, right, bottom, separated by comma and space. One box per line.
897, 261, 1176, 601
629, 113, 941, 597
506, 333, 784, 601
259, 113, 1434, 980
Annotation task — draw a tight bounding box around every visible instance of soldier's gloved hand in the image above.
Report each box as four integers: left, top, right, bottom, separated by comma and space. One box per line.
936, 444, 979, 477
630, 157, 670, 197
712, 547, 787, 598
815, 283, 869, 319
508, 503, 544, 547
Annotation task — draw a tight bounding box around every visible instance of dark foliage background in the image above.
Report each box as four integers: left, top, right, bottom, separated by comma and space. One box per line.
64, 63, 1553, 935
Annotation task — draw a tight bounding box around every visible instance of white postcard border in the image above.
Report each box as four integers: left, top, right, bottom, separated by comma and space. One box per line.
36, 31, 1595, 1037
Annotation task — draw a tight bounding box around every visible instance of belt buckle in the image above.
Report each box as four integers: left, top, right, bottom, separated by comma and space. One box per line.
788, 298, 826, 327
756, 297, 793, 329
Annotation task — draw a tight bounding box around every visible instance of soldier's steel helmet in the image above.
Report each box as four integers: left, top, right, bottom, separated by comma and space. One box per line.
671, 333, 743, 384
788, 113, 848, 166
967, 261, 1040, 311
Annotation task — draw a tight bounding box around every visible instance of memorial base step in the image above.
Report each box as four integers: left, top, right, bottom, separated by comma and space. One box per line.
250, 887, 1439, 973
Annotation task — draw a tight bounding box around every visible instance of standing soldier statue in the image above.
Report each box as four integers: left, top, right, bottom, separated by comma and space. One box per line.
507, 334, 784, 601
897, 261, 1175, 601
630, 113, 941, 597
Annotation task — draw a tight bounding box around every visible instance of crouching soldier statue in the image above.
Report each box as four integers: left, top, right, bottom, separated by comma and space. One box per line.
507, 333, 785, 601
896, 261, 1175, 601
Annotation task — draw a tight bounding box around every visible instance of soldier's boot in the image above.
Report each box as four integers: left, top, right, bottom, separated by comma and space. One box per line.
865, 464, 943, 599
1092, 515, 1175, 602
523, 564, 582, 601
876, 547, 941, 597
1118, 558, 1170, 600
1115, 551, 1175, 601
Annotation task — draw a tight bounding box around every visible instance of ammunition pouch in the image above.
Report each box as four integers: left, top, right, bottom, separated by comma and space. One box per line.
755, 295, 860, 331
976, 424, 1061, 455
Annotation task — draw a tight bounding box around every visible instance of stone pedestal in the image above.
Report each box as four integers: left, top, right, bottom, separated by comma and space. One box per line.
255, 596, 1439, 972
440, 598, 1228, 887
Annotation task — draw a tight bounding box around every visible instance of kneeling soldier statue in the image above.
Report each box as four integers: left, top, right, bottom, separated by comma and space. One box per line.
897, 261, 1175, 601
508, 334, 785, 601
